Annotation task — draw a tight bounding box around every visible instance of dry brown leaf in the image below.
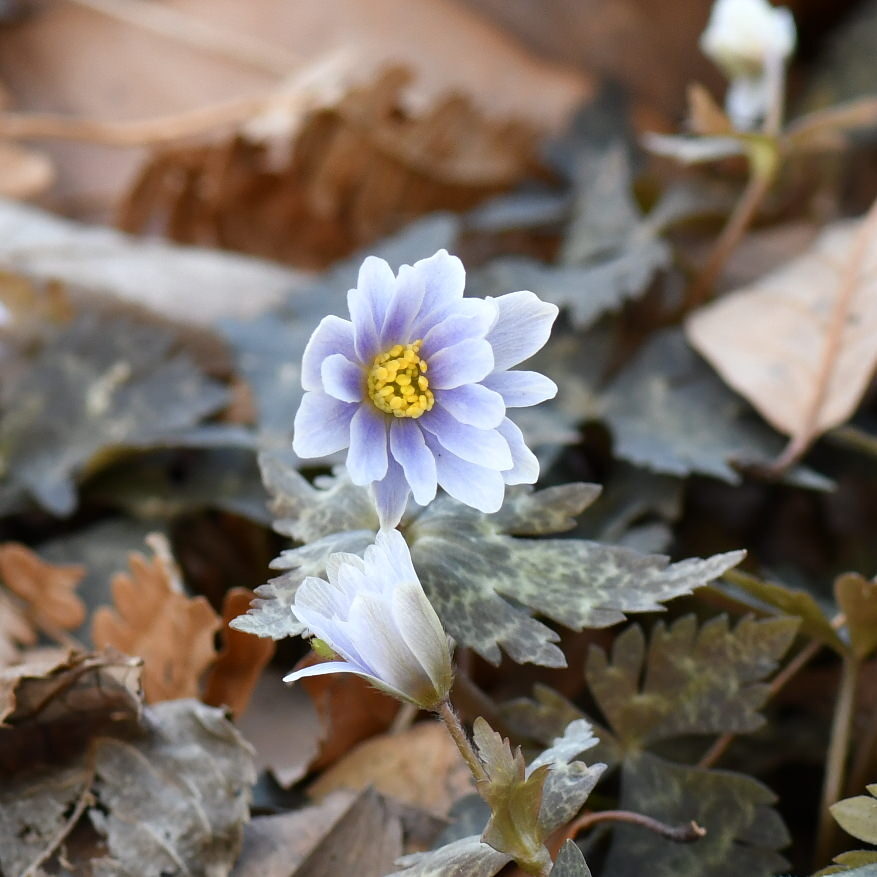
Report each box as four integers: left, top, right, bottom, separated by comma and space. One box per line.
202, 587, 275, 718
295, 651, 400, 772
0, 542, 86, 634
117, 66, 539, 268
308, 721, 472, 818
91, 534, 221, 703
686, 205, 877, 461
0, 140, 54, 199
0, 592, 36, 667
0, 0, 585, 223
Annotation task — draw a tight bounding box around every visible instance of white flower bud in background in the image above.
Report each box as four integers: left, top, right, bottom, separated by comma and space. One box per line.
283, 529, 454, 711
700, 0, 796, 130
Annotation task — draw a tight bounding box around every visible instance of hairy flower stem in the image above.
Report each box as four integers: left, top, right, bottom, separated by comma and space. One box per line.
565, 810, 706, 844
437, 699, 489, 785
815, 654, 859, 865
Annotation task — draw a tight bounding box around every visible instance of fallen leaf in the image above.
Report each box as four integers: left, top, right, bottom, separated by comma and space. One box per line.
91, 534, 221, 702
686, 206, 877, 460
295, 651, 402, 771
0, 542, 86, 636
308, 721, 472, 817
0, 591, 34, 666
0, 140, 54, 199
203, 587, 275, 718
120, 66, 540, 269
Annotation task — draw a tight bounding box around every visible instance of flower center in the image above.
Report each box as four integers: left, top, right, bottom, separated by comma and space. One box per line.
366, 340, 434, 419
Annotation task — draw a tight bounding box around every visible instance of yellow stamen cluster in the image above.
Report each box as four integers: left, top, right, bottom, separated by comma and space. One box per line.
367, 340, 434, 419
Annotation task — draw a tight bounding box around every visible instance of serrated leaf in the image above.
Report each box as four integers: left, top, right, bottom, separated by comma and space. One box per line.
0, 313, 228, 516
604, 752, 789, 877
586, 615, 799, 747
831, 787, 877, 845
834, 573, 877, 660
391, 717, 602, 877
473, 718, 552, 873
550, 841, 593, 876
235, 457, 744, 666
473, 146, 669, 329
720, 569, 845, 653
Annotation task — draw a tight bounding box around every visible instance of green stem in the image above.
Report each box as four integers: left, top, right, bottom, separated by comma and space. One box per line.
815, 655, 859, 865
437, 700, 488, 785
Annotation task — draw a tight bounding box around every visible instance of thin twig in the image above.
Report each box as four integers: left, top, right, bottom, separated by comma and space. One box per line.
815, 654, 860, 864
65, 0, 297, 75
773, 194, 877, 472
437, 699, 489, 785
565, 810, 706, 844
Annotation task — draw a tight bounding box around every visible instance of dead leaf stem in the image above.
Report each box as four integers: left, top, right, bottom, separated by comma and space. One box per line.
774, 195, 877, 471
65, 0, 297, 75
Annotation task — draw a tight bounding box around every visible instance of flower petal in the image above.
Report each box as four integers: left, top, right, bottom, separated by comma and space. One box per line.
321, 354, 364, 403
292, 392, 356, 458
371, 456, 411, 529
497, 417, 540, 485
347, 404, 389, 485
486, 291, 559, 371
348, 256, 395, 362
371, 529, 419, 587
380, 263, 426, 347
420, 299, 498, 358
283, 660, 410, 703
482, 370, 558, 408
434, 384, 505, 429
390, 418, 437, 506
392, 579, 453, 697
427, 338, 494, 390
425, 432, 506, 513
407, 249, 465, 328
301, 315, 356, 392
420, 406, 512, 470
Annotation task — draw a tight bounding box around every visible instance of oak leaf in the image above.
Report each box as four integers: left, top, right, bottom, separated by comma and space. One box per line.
91, 535, 221, 702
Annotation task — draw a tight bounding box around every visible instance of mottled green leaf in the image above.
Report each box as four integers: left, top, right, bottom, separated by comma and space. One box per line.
604, 752, 789, 877
0, 313, 228, 516
835, 574, 877, 660
473, 147, 669, 329
550, 841, 593, 876
390, 835, 510, 877
831, 786, 877, 845
586, 615, 799, 747
234, 457, 744, 665
721, 569, 845, 653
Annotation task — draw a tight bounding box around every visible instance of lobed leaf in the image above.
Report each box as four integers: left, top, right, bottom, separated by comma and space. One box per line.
586, 615, 799, 748
603, 752, 789, 877
550, 841, 593, 876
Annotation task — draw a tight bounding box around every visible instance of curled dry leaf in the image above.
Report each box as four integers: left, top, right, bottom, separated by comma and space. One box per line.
202, 587, 275, 718
91, 534, 221, 703
686, 203, 877, 464
118, 66, 538, 268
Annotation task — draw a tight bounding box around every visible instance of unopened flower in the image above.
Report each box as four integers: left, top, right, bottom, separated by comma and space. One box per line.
293, 249, 558, 527
700, 0, 796, 129
283, 529, 453, 710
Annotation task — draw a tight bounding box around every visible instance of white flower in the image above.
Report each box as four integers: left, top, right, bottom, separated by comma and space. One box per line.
700, 0, 796, 129
283, 529, 453, 710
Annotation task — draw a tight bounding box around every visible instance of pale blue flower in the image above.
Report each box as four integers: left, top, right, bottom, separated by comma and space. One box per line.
283, 529, 453, 710
293, 249, 558, 527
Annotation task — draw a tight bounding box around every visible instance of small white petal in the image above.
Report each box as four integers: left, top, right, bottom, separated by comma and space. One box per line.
321, 354, 364, 403
371, 457, 411, 529
427, 338, 494, 390
390, 418, 437, 506
301, 316, 357, 392
485, 291, 558, 371
425, 433, 506, 513
420, 406, 512, 470
434, 384, 505, 429
497, 417, 540, 485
